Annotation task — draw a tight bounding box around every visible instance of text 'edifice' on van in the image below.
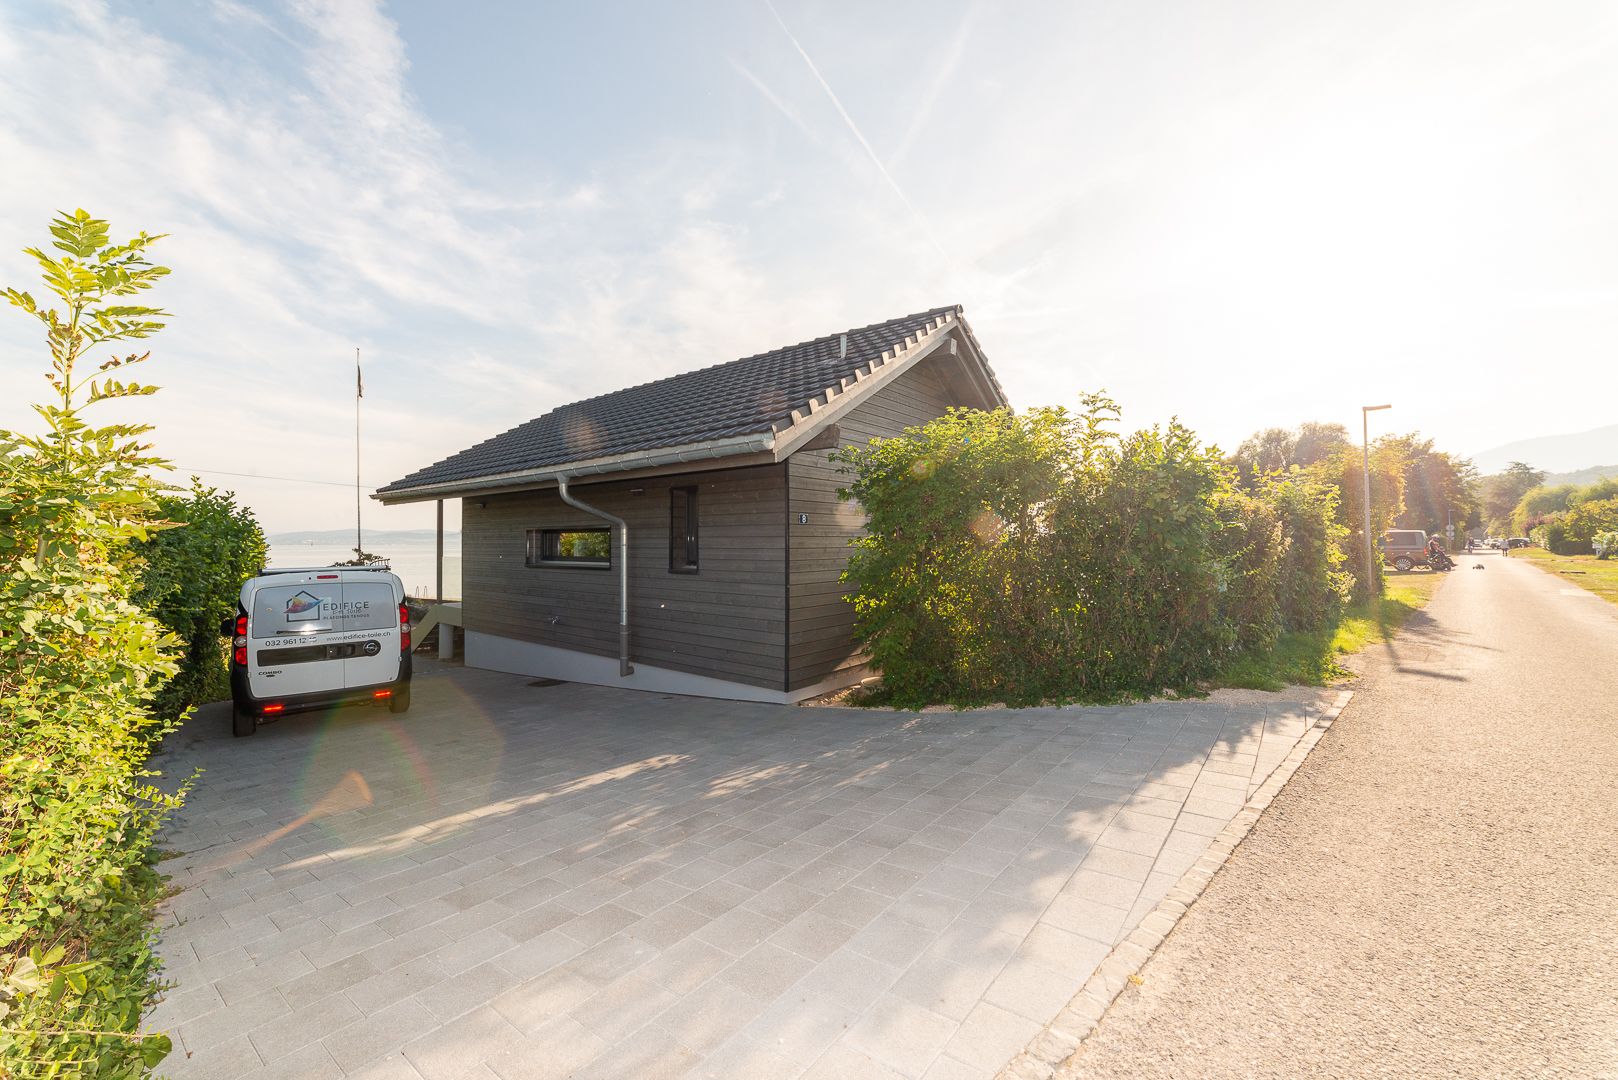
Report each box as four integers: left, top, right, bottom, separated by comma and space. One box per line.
376, 305, 1005, 702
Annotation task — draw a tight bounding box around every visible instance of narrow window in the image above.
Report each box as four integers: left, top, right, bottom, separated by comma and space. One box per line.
670, 486, 698, 573
527, 528, 612, 568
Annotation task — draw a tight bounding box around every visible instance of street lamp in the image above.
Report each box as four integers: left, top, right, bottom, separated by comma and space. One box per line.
1362, 404, 1392, 595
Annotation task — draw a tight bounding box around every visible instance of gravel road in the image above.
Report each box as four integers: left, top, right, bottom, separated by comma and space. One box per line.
1056, 551, 1618, 1079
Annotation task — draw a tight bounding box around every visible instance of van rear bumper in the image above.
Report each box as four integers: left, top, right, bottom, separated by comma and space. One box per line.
231, 652, 413, 717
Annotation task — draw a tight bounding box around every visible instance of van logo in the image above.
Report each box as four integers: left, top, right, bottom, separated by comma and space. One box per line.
285, 591, 323, 621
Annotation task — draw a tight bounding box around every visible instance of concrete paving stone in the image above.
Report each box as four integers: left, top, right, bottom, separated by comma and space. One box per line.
412, 959, 522, 1023
403, 1005, 527, 1080
301, 923, 394, 969
376, 898, 460, 938
490, 969, 599, 1031
743, 880, 824, 923
922, 922, 1023, 971
340, 1051, 428, 1080
618, 877, 694, 916
576, 1022, 701, 1080
952, 893, 1046, 938
168, 1029, 263, 1075
723, 857, 795, 891
1172, 811, 1234, 838
633, 936, 735, 997
1093, 824, 1168, 858
941, 845, 1018, 878
984, 956, 1089, 1024
556, 901, 641, 947
716, 941, 817, 1001
942, 1001, 1044, 1073
889, 955, 1001, 1022
800, 1041, 910, 1080
428, 925, 519, 976
768, 908, 862, 962
247, 992, 363, 1061
793, 947, 904, 1012
172, 991, 288, 1064
655, 978, 771, 1057
492, 901, 578, 944
848, 913, 938, 969
679, 878, 756, 918
146, 980, 224, 1030
887, 889, 971, 932
237, 1040, 345, 1080
565, 931, 657, 984
324, 998, 439, 1072
700, 1032, 804, 1080
344, 954, 450, 1015
571, 972, 681, 1043
693, 904, 785, 957
276, 951, 378, 1004
1015, 923, 1112, 976
919, 1054, 987, 1080
211, 948, 314, 1006
483, 1019, 607, 1080
843, 993, 960, 1078
1078, 845, 1156, 883
744, 989, 860, 1062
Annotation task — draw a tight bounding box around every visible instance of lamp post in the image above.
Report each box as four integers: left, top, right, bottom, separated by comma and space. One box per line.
1362, 404, 1392, 595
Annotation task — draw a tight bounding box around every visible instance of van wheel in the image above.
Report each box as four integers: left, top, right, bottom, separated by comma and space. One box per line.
233, 706, 257, 737
1394, 556, 1414, 572
388, 688, 411, 714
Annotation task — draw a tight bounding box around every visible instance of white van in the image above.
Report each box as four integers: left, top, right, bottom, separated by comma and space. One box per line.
225, 565, 413, 736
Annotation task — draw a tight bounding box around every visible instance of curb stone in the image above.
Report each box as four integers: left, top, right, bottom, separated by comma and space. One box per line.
994, 688, 1356, 1080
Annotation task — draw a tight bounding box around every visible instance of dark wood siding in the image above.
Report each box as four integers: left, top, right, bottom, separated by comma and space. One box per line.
463, 465, 787, 689
786, 360, 959, 690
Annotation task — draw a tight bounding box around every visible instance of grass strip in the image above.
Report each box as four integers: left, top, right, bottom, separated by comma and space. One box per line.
1213, 571, 1445, 690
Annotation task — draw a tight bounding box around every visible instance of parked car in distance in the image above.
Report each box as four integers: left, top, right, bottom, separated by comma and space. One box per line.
1507, 537, 1531, 549
1381, 529, 1434, 572
223, 564, 412, 737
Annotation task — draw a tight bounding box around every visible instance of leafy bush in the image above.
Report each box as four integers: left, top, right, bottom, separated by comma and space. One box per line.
837, 394, 1345, 705
0, 211, 183, 1076
134, 482, 267, 719
1594, 530, 1618, 559
1261, 471, 1351, 630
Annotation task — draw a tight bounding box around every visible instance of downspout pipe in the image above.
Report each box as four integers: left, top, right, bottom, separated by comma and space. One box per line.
556, 474, 633, 676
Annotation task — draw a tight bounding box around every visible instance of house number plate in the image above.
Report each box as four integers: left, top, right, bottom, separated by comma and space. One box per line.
797, 513, 809, 525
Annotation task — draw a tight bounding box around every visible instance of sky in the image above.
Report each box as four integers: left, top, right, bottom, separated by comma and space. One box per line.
3, 0, 1617, 536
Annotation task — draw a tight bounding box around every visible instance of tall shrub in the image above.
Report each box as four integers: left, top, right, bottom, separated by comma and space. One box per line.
839, 394, 1301, 705
135, 482, 268, 718
1261, 471, 1351, 630
0, 211, 182, 1076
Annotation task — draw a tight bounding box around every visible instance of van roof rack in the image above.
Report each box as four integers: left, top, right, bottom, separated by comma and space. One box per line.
257, 563, 392, 575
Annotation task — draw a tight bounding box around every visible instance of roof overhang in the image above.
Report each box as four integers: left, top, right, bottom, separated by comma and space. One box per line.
373, 311, 1009, 506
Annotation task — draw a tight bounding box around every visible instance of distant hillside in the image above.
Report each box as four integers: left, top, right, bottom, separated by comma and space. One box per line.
1542, 464, 1618, 487
268, 528, 461, 546
1472, 423, 1618, 475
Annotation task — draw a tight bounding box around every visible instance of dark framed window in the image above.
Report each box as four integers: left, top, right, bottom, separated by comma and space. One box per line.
669, 486, 699, 573
527, 528, 612, 568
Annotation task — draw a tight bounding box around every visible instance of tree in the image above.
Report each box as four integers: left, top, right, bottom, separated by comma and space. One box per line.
0, 210, 181, 1075
1379, 433, 1479, 536
1480, 461, 1544, 535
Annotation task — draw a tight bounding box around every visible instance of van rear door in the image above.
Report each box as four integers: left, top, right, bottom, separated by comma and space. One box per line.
248, 581, 346, 698
338, 580, 401, 689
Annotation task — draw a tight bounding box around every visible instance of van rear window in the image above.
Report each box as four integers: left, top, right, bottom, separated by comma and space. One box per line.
251, 582, 395, 637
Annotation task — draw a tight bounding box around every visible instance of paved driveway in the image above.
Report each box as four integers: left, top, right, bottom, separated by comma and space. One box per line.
147, 661, 1334, 1080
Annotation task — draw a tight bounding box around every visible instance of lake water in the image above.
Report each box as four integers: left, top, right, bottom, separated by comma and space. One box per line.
266, 539, 463, 601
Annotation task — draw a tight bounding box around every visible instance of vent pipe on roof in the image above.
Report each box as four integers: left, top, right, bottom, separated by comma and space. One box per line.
556, 474, 632, 677
839, 334, 847, 359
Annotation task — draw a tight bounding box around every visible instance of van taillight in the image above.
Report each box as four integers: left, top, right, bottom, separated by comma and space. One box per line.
233, 644, 247, 666
399, 603, 410, 652
235, 614, 248, 636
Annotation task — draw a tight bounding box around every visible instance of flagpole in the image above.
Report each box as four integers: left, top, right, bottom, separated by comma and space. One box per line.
355, 346, 363, 559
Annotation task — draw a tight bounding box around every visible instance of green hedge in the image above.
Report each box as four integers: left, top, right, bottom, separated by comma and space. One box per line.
835, 395, 1350, 706
134, 482, 267, 719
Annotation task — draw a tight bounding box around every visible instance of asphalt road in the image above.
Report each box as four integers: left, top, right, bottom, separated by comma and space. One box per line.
1056, 551, 1618, 1079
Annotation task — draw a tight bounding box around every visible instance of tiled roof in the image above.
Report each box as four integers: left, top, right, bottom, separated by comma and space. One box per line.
379, 305, 992, 496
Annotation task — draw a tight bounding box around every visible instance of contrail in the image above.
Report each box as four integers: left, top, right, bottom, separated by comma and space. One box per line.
763, 0, 954, 266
